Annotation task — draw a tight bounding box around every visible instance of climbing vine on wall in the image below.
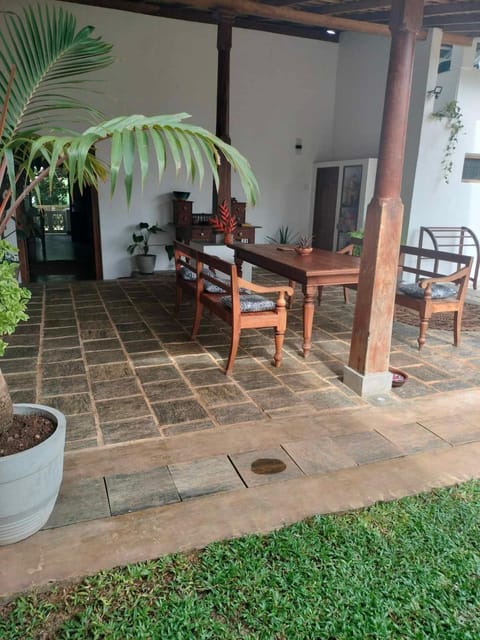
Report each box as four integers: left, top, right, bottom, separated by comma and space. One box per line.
431, 101, 464, 183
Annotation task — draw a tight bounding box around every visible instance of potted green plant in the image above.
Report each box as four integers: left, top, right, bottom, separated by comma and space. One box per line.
265, 225, 299, 244
0, 240, 67, 545
127, 222, 164, 274
0, 4, 258, 544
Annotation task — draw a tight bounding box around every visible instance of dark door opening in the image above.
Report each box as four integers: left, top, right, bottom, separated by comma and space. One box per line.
312, 166, 339, 251
21, 167, 102, 283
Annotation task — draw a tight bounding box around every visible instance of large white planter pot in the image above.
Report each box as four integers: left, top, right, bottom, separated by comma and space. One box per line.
136, 254, 156, 274
0, 404, 66, 545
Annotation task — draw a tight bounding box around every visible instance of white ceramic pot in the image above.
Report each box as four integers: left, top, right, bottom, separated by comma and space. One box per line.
0, 404, 66, 545
136, 254, 156, 274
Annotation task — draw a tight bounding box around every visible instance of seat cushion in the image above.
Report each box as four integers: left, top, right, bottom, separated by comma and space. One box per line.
397, 281, 458, 299
221, 294, 276, 312
179, 265, 228, 293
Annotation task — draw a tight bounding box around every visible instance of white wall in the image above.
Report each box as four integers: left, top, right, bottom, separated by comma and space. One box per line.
332, 31, 390, 160
5, 1, 339, 278
408, 38, 480, 260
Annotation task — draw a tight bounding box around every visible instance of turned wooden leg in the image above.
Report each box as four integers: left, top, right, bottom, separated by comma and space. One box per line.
453, 310, 463, 346
174, 286, 182, 316
343, 286, 350, 304
302, 284, 315, 357
417, 314, 430, 350
225, 329, 241, 375
287, 280, 296, 309
234, 255, 243, 278
273, 328, 285, 368
191, 300, 204, 339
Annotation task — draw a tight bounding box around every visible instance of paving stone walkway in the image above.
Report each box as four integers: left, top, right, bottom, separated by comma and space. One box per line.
6, 271, 480, 453
2, 272, 480, 597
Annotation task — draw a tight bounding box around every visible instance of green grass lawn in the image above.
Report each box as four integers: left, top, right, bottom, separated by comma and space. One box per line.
1, 481, 479, 639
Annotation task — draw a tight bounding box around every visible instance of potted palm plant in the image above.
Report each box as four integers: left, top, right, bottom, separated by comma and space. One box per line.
0, 4, 258, 544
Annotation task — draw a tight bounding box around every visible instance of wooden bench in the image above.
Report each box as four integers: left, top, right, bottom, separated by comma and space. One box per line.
174, 241, 293, 374
173, 241, 199, 315
342, 241, 472, 350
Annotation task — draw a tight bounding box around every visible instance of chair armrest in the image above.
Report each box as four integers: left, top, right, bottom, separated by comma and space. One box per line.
337, 244, 354, 255
418, 265, 471, 288
418, 265, 470, 299
238, 278, 294, 297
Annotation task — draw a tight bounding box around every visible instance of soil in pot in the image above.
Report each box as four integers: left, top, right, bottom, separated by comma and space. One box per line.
0, 414, 55, 457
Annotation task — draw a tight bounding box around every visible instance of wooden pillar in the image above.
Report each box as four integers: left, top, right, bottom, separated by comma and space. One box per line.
344, 0, 424, 396
212, 11, 234, 215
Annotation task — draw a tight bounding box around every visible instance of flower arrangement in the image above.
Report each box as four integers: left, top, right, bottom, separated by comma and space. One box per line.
209, 200, 239, 236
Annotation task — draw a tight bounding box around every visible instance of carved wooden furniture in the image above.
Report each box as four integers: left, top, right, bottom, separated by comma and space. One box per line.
396, 245, 472, 349
417, 226, 479, 290
341, 240, 473, 350
232, 243, 361, 357
192, 251, 293, 375
173, 199, 258, 244
173, 241, 293, 375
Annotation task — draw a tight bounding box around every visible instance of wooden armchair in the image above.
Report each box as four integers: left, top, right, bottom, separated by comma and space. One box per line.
192, 251, 293, 375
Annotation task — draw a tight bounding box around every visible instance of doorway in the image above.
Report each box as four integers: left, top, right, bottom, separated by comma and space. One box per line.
312, 166, 339, 251
20, 167, 102, 283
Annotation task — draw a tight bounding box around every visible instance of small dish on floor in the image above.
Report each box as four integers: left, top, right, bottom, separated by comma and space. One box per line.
389, 366, 409, 387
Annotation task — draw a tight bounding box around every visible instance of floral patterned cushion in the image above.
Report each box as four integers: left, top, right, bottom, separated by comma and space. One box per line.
179, 266, 228, 293
221, 294, 276, 312
397, 281, 457, 299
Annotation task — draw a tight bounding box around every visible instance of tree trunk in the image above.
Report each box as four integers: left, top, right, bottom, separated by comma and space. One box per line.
0, 370, 13, 435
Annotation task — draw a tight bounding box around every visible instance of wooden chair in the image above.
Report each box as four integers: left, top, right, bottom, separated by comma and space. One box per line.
191, 251, 293, 375
173, 241, 200, 316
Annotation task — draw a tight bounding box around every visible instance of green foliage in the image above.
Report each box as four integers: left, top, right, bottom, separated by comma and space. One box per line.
265, 225, 299, 244
0, 241, 30, 356
164, 244, 175, 261
0, 5, 259, 237
3, 481, 479, 639
127, 222, 164, 256
296, 234, 313, 248
431, 101, 464, 183
349, 229, 364, 256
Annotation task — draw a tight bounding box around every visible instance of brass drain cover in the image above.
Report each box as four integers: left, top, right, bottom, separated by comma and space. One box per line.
251, 458, 287, 475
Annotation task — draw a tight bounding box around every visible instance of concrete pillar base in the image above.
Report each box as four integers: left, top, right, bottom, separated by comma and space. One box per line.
343, 365, 393, 397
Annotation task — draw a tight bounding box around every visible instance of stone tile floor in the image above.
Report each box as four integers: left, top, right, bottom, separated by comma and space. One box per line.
2, 271, 480, 597
6, 270, 480, 452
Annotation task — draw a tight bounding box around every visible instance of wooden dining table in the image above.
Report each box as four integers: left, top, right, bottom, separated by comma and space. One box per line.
232, 244, 361, 357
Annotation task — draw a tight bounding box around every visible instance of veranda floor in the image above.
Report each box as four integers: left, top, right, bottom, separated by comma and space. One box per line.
2, 271, 480, 598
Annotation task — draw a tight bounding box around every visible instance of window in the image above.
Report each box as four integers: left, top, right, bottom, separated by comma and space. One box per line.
462, 155, 480, 182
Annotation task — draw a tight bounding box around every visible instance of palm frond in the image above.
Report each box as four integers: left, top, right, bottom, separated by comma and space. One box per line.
0, 4, 114, 148
27, 113, 259, 206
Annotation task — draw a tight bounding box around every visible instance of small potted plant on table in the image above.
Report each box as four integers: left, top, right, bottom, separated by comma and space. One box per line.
127, 222, 165, 274
295, 235, 313, 256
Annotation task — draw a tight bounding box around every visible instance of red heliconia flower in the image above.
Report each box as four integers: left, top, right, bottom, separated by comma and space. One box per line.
209, 200, 238, 233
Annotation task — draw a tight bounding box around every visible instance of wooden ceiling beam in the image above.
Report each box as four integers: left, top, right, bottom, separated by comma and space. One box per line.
424, 1, 480, 17
153, 0, 417, 38
309, 0, 391, 16
61, 0, 473, 47
424, 13, 480, 27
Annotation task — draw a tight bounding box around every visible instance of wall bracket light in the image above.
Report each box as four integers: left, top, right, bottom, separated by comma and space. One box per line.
427, 86, 443, 99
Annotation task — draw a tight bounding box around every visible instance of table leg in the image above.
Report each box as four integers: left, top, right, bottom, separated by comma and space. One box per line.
234, 254, 243, 278
301, 284, 315, 357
